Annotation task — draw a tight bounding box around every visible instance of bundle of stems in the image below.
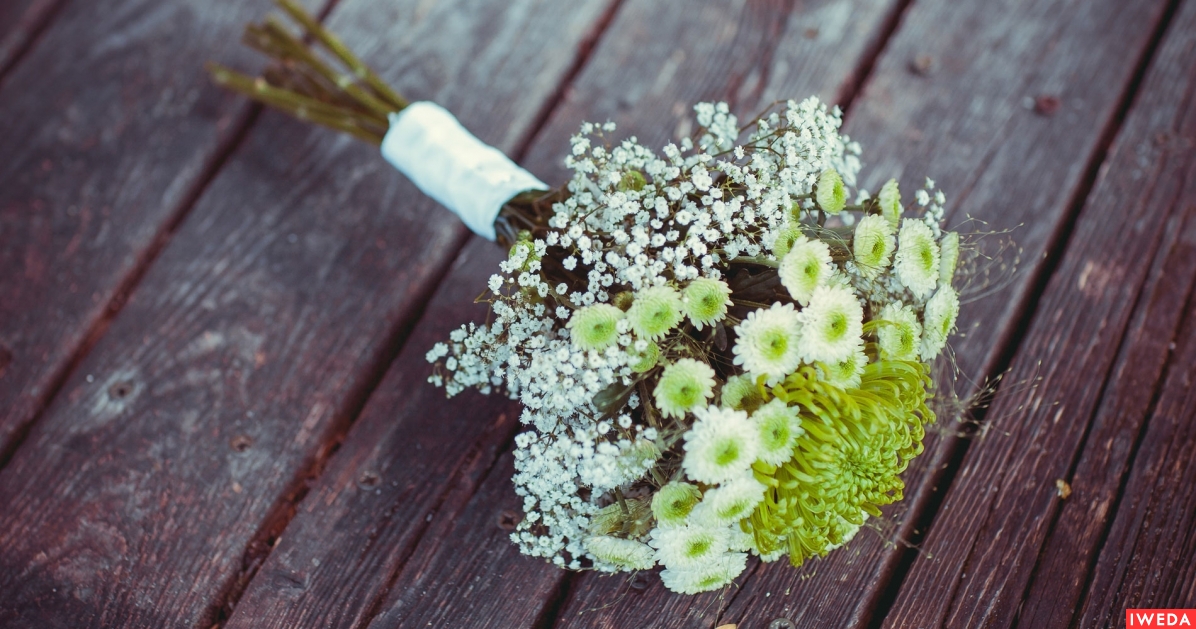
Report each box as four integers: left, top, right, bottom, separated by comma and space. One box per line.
206, 0, 561, 245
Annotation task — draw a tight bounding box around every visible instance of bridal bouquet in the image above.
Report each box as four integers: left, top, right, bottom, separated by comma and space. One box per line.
213, 1, 960, 594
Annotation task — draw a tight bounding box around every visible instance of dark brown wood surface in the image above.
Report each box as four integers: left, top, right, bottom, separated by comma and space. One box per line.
0, 0, 1194, 627
0, 0, 279, 465
0, 0, 612, 626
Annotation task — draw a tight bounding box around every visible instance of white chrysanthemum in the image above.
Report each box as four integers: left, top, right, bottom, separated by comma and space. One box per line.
720, 374, 762, 412
630, 341, 660, 373
566, 304, 623, 351
654, 359, 716, 418
751, 398, 802, 465
584, 536, 656, 571
779, 236, 833, 305
691, 476, 767, 526
652, 482, 703, 527
818, 342, 866, 390
852, 214, 895, 277
628, 285, 684, 340
878, 178, 902, 226
682, 406, 758, 484
895, 219, 940, 299
649, 523, 729, 570
939, 231, 960, 285
816, 169, 846, 214
922, 285, 960, 358
732, 303, 803, 384
876, 303, 922, 361
682, 278, 732, 330
800, 285, 864, 364
659, 552, 748, 594
771, 224, 804, 259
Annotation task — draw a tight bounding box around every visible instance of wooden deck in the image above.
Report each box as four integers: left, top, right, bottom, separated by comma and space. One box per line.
1, 0, 1194, 626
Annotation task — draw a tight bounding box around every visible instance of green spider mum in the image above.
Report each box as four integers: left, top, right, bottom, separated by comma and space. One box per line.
628, 285, 684, 341
682, 278, 732, 330
816, 169, 847, 215
566, 303, 623, 351
654, 358, 716, 418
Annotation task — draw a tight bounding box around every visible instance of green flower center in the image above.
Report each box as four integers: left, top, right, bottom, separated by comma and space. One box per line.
760, 329, 790, 360
714, 439, 740, 466
827, 313, 847, 340
686, 538, 712, 558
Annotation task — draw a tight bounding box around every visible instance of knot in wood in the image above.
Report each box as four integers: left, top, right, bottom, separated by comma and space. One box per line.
497, 509, 521, 531
230, 434, 254, 453
357, 471, 381, 489
108, 379, 135, 400
769, 619, 796, 629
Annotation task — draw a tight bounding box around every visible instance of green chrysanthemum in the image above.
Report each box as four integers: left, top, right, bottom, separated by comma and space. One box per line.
876, 303, 922, 361
589, 498, 653, 537
852, 214, 895, 277
921, 285, 960, 359
630, 341, 661, 373
894, 219, 940, 299
584, 535, 656, 571
721, 374, 763, 413
566, 303, 623, 351
751, 398, 803, 466
878, 178, 902, 227
654, 358, 716, 418
771, 224, 804, 259
682, 278, 732, 330
652, 482, 703, 527
816, 169, 847, 215
800, 284, 864, 364
779, 236, 833, 306
628, 285, 684, 340
939, 231, 960, 285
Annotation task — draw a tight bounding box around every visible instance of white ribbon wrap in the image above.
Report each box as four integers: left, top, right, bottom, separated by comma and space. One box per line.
381, 101, 547, 241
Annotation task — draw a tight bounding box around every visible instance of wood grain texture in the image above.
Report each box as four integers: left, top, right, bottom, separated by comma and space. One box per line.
1075, 233, 1196, 627
1015, 5, 1196, 624
708, 0, 1175, 625
0, 0, 278, 464
879, 2, 1196, 627
0, 0, 65, 78
0, 0, 611, 627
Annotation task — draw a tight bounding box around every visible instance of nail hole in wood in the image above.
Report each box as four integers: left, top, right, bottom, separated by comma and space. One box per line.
769, 619, 796, 629
357, 471, 380, 489
630, 573, 649, 592
108, 380, 135, 400
497, 509, 521, 531
230, 434, 253, 452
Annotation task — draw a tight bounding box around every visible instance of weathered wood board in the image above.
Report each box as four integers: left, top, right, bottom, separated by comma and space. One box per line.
0, 0, 612, 627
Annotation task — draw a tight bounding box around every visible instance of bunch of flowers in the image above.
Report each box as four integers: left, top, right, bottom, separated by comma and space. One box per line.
213, 0, 961, 594
427, 101, 958, 592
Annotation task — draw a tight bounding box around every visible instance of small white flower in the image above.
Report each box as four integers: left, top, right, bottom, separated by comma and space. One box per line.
732, 303, 803, 384
751, 398, 802, 465
895, 219, 940, 299
922, 285, 960, 358
779, 236, 833, 305
800, 284, 864, 364
682, 406, 758, 484
659, 551, 748, 594
691, 476, 767, 526
876, 303, 922, 361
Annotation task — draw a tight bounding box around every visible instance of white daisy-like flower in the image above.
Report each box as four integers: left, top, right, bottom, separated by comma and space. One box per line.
654, 359, 716, 419
800, 284, 864, 364
852, 214, 895, 278
732, 303, 803, 384
878, 178, 902, 226
649, 523, 730, 570
682, 405, 759, 484
651, 482, 703, 527
628, 285, 684, 340
876, 302, 922, 361
895, 219, 940, 299
751, 398, 803, 465
818, 341, 866, 390
771, 224, 804, 258
566, 304, 623, 351
939, 231, 960, 285
584, 535, 656, 571
682, 278, 732, 330
816, 169, 846, 214
659, 552, 748, 594
779, 236, 833, 305
922, 285, 960, 358
691, 476, 767, 526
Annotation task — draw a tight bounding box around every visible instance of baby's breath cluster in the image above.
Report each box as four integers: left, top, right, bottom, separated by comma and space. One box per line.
428, 97, 961, 593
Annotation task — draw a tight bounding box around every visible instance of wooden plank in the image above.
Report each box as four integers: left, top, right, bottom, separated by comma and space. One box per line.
1075, 244, 1196, 626
223, 0, 906, 626
0, 1, 613, 627
0, 0, 65, 77
878, 1, 1196, 627
0, 0, 273, 464
1016, 5, 1196, 623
